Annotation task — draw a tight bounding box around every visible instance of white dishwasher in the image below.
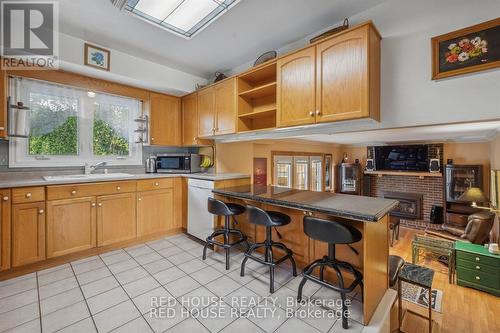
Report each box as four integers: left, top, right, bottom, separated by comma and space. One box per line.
187, 178, 215, 241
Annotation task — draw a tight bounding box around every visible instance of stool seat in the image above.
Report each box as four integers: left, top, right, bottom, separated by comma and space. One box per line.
208, 198, 246, 217
389, 255, 405, 288
226, 203, 246, 215
267, 211, 291, 226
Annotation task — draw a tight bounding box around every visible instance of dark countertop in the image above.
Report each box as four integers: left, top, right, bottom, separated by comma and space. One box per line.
213, 185, 398, 222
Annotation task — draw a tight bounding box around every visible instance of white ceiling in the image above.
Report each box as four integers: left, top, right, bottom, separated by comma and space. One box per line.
295, 121, 500, 145
58, 0, 387, 77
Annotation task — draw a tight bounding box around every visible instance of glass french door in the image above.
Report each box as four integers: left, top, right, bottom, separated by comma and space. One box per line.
310, 156, 323, 192
294, 156, 309, 190
273, 155, 293, 188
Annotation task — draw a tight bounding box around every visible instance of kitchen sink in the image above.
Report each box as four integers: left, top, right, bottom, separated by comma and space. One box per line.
43, 173, 134, 181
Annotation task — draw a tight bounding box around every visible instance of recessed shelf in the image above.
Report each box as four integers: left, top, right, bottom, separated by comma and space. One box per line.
238, 61, 277, 85
238, 107, 276, 119
363, 170, 442, 178
238, 82, 276, 100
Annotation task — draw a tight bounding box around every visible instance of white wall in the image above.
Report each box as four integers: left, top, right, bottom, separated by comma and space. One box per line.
58, 33, 207, 96
229, 0, 500, 131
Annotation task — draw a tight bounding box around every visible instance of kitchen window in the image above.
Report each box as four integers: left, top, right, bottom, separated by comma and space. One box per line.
9, 77, 142, 167
272, 152, 327, 192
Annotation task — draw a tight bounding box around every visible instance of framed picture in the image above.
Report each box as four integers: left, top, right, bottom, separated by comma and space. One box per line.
84, 43, 110, 71
253, 157, 267, 186
431, 18, 500, 80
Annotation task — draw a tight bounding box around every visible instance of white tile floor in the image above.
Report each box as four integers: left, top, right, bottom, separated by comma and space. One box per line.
0, 233, 364, 333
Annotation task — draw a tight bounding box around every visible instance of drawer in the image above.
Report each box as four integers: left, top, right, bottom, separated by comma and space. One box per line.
12, 187, 45, 203
446, 213, 468, 227
456, 250, 500, 268
456, 258, 499, 275
137, 178, 174, 191
457, 267, 500, 289
47, 181, 137, 200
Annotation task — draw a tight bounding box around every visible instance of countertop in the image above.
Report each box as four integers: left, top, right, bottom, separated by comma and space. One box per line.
0, 172, 250, 189
213, 185, 398, 222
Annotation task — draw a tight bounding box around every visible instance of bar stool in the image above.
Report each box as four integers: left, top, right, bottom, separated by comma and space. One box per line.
240, 205, 297, 293
203, 198, 248, 270
298, 216, 363, 329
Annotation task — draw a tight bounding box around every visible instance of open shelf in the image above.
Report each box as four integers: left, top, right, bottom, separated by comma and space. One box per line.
237, 61, 277, 133
238, 82, 276, 100
238, 106, 276, 119
363, 170, 443, 178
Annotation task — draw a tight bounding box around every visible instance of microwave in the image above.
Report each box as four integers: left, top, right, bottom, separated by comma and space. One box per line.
156, 154, 201, 174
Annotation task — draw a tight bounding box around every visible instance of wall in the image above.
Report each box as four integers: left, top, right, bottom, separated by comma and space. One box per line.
57, 33, 207, 96
228, 0, 500, 133
216, 140, 338, 184
491, 134, 500, 170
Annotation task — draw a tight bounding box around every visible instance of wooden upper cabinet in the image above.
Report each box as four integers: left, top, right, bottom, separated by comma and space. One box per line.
0, 69, 7, 138
182, 92, 198, 146
214, 78, 236, 135
11, 201, 45, 267
0, 190, 11, 271
97, 192, 136, 246
277, 47, 316, 127
316, 24, 380, 123
150, 93, 181, 146
197, 86, 215, 137
46, 197, 97, 258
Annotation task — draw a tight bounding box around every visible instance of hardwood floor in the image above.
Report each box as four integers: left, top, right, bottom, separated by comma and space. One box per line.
391, 227, 500, 333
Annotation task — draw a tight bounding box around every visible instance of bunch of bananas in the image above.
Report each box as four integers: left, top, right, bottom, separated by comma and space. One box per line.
200, 155, 212, 168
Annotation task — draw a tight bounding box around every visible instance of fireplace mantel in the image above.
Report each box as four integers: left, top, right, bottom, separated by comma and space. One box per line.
364, 170, 442, 178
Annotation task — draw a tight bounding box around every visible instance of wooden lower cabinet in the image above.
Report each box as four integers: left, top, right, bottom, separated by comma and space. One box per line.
46, 197, 97, 258
0, 190, 11, 271
97, 192, 137, 246
11, 202, 45, 267
137, 189, 174, 236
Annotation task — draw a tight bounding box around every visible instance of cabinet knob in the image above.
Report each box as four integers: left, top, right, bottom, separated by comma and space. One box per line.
475, 276, 480, 280
116, 186, 121, 191
25, 192, 32, 198
475, 265, 480, 270
151, 137, 155, 141
155, 182, 159, 186
2, 196, 8, 201
315, 110, 321, 116
98, 203, 102, 207
193, 137, 197, 141
71, 190, 77, 195
38, 209, 44, 214
138, 198, 142, 201
309, 111, 314, 116
475, 257, 480, 261
91, 203, 96, 207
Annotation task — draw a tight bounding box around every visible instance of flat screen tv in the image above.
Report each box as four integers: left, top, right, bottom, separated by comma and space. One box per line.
374, 144, 429, 172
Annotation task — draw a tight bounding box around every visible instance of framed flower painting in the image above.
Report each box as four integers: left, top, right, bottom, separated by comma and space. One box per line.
84, 43, 110, 71
432, 18, 499, 80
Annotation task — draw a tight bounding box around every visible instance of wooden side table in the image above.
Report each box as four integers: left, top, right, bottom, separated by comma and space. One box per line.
398, 263, 435, 333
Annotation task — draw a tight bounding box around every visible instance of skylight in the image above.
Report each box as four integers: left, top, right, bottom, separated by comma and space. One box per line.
125, 0, 240, 39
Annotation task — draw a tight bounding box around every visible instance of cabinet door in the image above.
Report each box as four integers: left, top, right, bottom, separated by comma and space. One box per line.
0, 190, 11, 271
12, 202, 45, 267
197, 87, 215, 137
316, 27, 368, 122
137, 189, 174, 236
0, 69, 6, 138
150, 93, 181, 146
277, 47, 316, 127
46, 197, 97, 258
97, 193, 136, 246
182, 92, 198, 146
214, 78, 236, 135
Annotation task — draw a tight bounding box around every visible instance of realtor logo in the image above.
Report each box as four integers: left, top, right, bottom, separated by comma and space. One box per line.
1, 1, 59, 69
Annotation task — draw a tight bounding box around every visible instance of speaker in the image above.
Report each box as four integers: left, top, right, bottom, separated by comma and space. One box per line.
430, 206, 444, 224
365, 159, 375, 171
429, 159, 440, 173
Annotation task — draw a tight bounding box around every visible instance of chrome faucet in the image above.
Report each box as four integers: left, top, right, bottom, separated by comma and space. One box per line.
84, 162, 107, 175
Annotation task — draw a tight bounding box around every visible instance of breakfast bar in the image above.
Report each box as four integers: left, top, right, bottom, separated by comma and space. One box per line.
213, 185, 398, 325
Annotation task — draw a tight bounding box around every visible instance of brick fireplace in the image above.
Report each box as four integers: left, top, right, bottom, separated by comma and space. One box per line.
364, 144, 444, 230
